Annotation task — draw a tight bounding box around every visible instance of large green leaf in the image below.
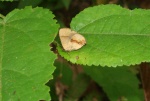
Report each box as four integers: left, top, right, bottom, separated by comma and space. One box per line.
83, 66, 144, 101
0, 6, 59, 101
57, 4, 150, 67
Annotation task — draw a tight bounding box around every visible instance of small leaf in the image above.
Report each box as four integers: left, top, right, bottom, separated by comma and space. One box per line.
57, 4, 150, 67
0, 6, 59, 101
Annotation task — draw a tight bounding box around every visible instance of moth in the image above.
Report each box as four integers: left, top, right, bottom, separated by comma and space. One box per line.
59, 28, 86, 51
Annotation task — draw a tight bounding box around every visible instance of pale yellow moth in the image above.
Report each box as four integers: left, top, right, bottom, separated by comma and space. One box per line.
59, 28, 86, 51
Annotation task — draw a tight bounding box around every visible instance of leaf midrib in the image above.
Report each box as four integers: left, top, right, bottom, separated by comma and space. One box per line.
79, 33, 150, 36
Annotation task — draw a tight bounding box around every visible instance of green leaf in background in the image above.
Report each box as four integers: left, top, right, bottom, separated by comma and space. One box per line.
48, 60, 73, 101
0, 6, 59, 101
57, 4, 150, 67
61, 0, 71, 9
83, 66, 144, 101
64, 73, 91, 101
18, 0, 43, 8
53, 60, 73, 86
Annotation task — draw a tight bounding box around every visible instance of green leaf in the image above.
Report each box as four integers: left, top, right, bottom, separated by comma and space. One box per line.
0, 6, 59, 101
83, 66, 144, 101
57, 4, 150, 67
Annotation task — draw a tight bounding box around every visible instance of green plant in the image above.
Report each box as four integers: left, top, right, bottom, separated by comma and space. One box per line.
0, 2, 150, 101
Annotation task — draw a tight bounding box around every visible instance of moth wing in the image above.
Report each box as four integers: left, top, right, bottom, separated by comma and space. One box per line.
69, 33, 86, 50
59, 28, 74, 51
59, 28, 86, 51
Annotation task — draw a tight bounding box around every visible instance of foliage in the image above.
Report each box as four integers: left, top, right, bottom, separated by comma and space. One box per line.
0, 0, 150, 101
83, 66, 144, 101
0, 6, 59, 101
57, 4, 150, 67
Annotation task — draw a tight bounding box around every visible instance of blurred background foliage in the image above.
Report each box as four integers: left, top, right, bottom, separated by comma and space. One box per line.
0, 0, 150, 27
